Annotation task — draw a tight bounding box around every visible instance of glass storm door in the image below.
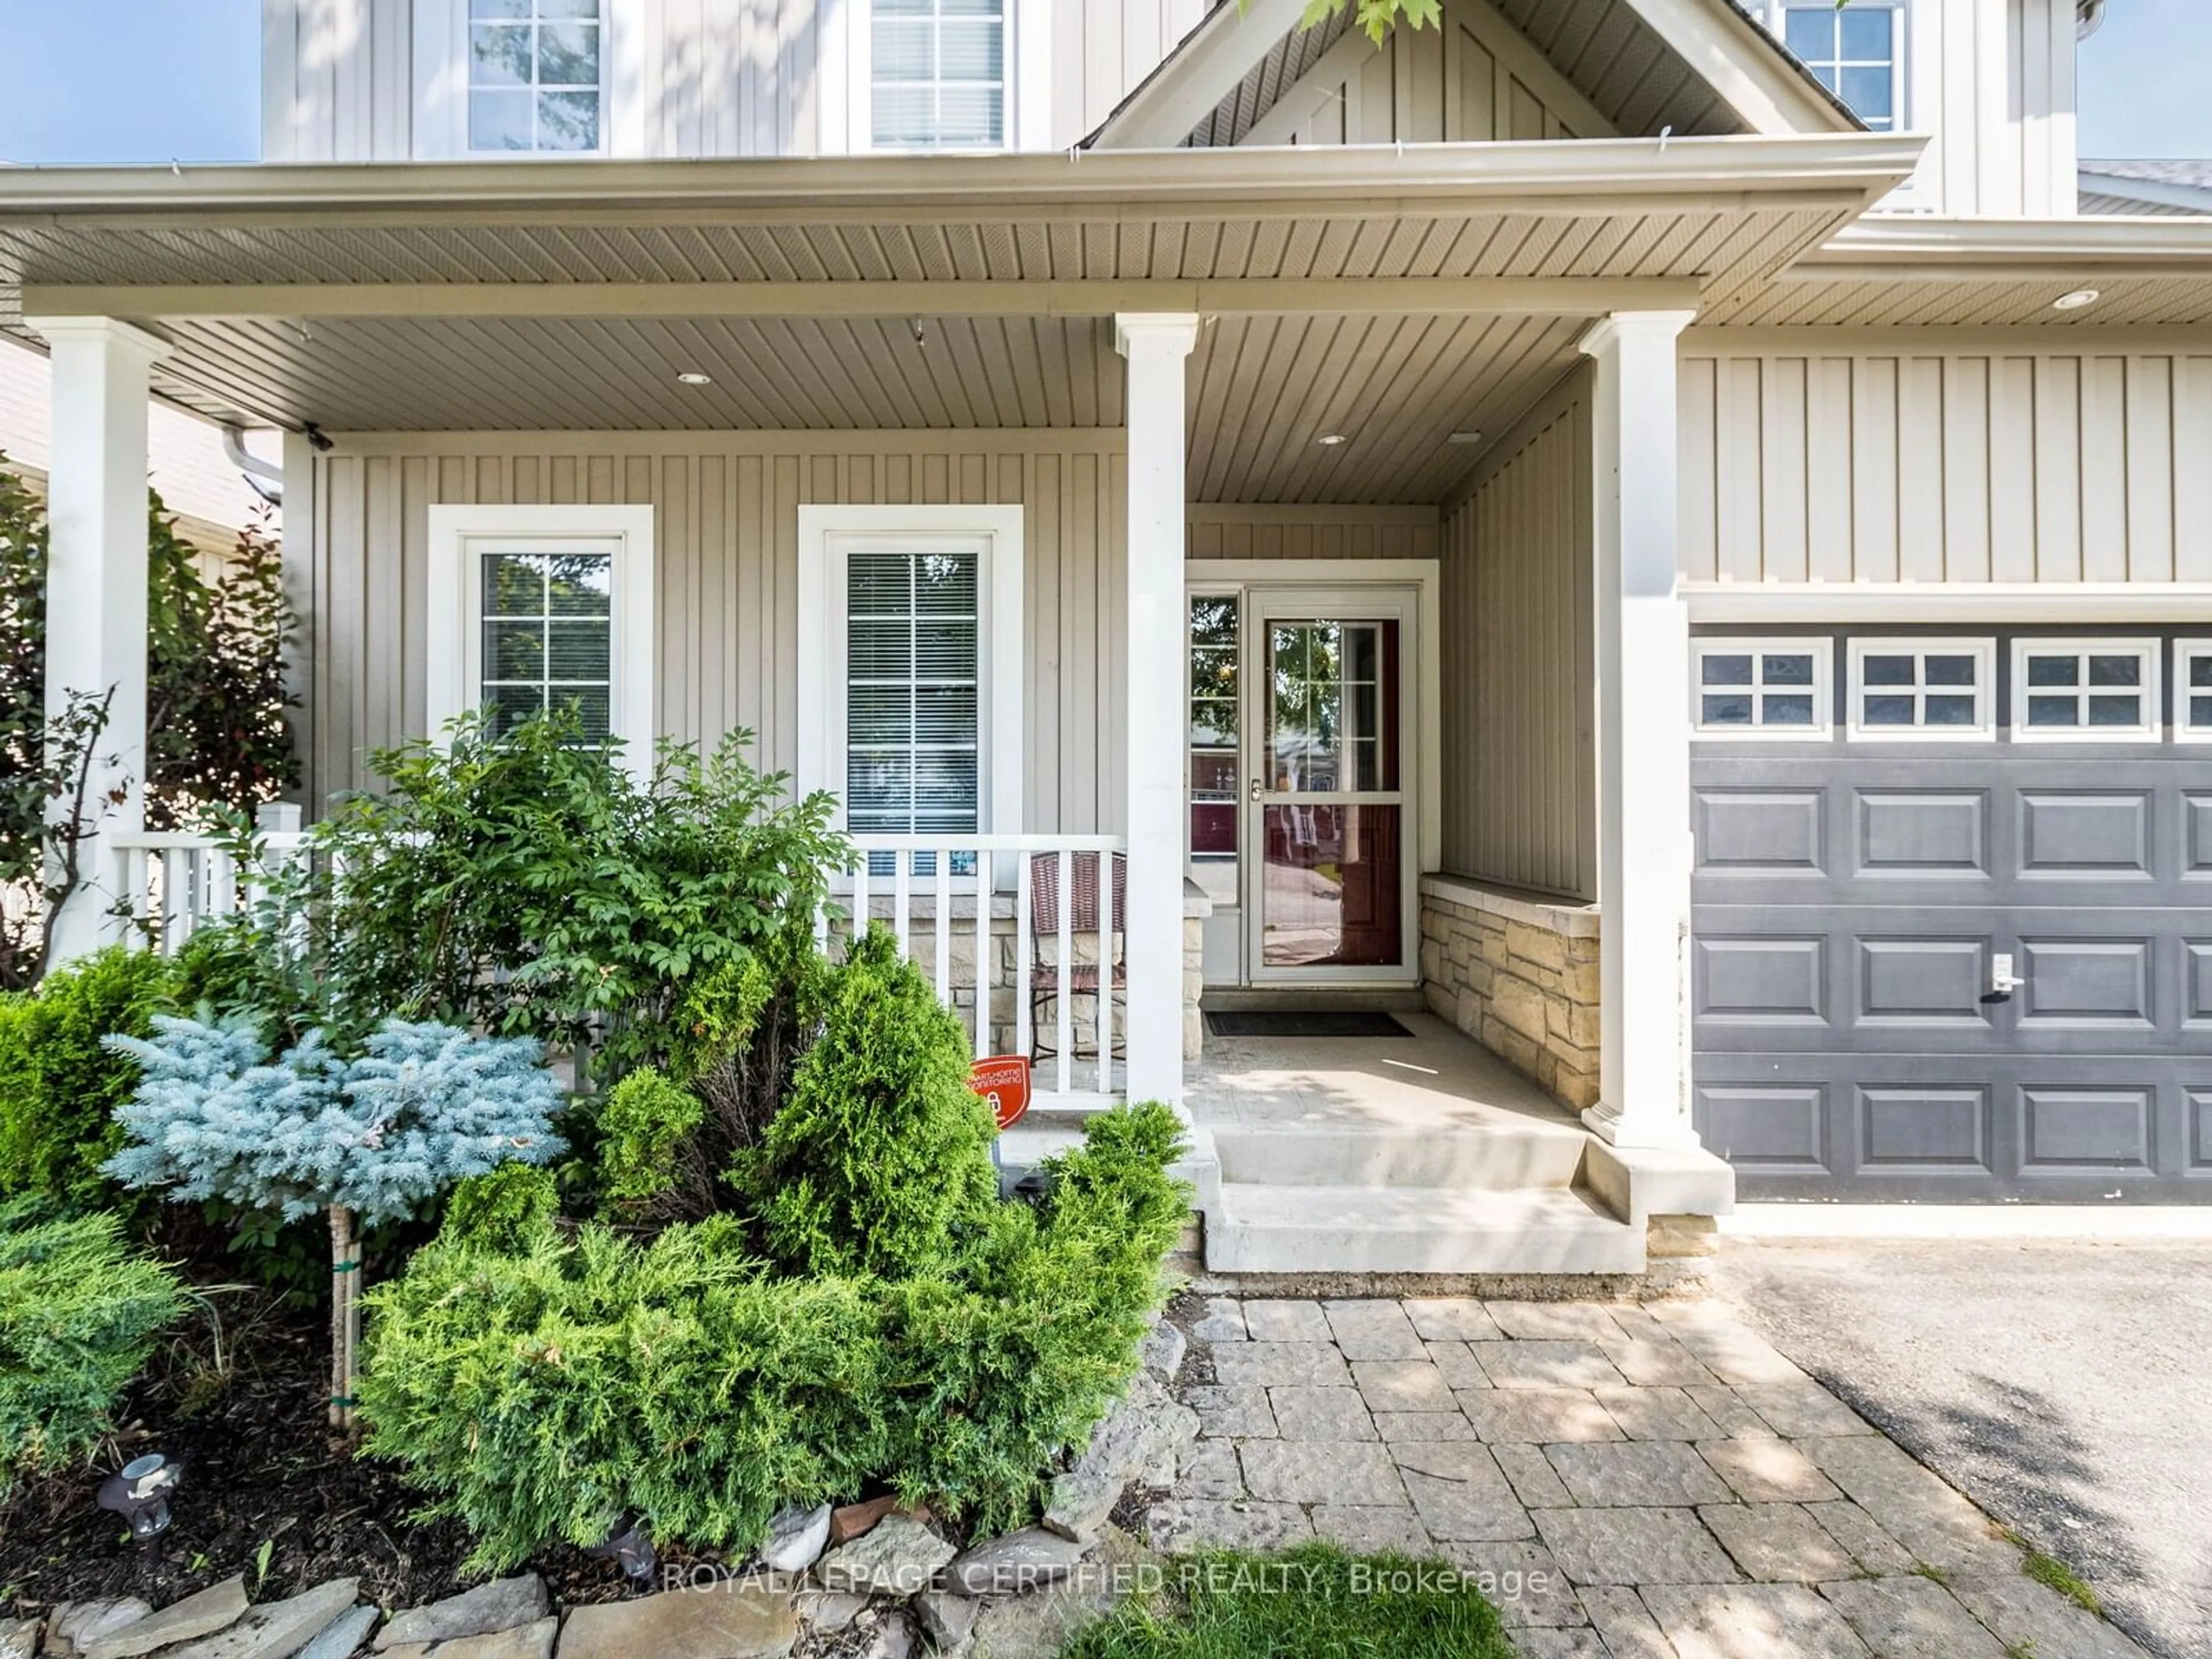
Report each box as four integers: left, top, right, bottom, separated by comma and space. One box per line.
1244, 589, 1415, 984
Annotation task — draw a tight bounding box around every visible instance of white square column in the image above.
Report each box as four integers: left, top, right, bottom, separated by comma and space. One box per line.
1115, 313, 1200, 1112
24, 316, 171, 966
1581, 310, 1699, 1151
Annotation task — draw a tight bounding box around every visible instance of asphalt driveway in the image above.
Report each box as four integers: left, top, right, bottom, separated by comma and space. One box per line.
1705, 1238, 2212, 1659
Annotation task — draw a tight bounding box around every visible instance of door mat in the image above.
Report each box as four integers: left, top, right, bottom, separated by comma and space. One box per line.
1205, 1010, 1412, 1039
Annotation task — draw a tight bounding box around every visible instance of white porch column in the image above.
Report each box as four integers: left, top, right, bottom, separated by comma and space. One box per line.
24, 316, 171, 965
1115, 312, 1200, 1112
1581, 310, 1699, 1151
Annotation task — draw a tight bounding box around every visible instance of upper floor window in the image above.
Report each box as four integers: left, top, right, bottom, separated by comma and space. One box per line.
1775, 1, 1906, 132
470, 0, 603, 153
873, 0, 1005, 150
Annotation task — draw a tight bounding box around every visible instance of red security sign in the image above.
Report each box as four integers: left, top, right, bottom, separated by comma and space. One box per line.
972, 1055, 1032, 1131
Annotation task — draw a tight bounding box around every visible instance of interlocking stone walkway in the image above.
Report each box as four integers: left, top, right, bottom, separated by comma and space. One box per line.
1146, 1294, 2152, 1659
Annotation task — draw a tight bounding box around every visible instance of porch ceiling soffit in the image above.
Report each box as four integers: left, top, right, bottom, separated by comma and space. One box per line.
1707, 215, 2212, 328
0, 140, 1913, 501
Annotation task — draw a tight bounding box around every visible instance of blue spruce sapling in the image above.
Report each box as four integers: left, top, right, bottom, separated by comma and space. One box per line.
105, 1016, 565, 1433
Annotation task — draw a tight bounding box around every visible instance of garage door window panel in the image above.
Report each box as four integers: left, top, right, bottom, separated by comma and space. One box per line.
1692, 639, 1832, 738
1846, 639, 1994, 740
2012, 640, 2161, 742
2175, 642, 2212, 741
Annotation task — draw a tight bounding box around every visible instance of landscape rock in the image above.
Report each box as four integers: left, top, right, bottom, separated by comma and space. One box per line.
382, 1615, 558, 1659
82, 1577, 248, 1659
793, 1592, 868, 1633
1141, 1321, 1187, 1384
761, 1503, 833, 1574
830, 1496, 899, 1546
295, 1605, 381, 1659
1042, 1472, 1123, 1543
556, 1582, 795, 1659
917, 1592, 979, 1651
1, 1618, 38, 1659
817, 1516, 958, 1598
944, 1530, 1093, 1598
963, 1526, 1153, 1659
161, 1582, 365, 1659
46, 1599, 152, 1658
1071, 1374, 1200, 1488
857, 1609, 916, 1659
376, 1578, 547, 1652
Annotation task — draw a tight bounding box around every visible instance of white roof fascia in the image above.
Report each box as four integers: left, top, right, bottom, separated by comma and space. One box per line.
1090, 0, 1317, 150
0, 135, 1926, 221
1618, 0, 1858, 135
1806, 214, 2212, 275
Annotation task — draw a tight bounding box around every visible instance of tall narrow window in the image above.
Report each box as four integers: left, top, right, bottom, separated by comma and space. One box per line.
1778, 1, 1904, 131
469, 0, 603, 153
872, 0, 1006, 150
1189, 595, 1241, 912
846, 550, 982, 843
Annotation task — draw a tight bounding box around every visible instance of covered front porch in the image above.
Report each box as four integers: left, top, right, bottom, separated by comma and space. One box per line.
3, 137, 1917, 1269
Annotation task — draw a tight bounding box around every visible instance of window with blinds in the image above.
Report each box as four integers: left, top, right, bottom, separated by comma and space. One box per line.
846, 550, 983, 854
469, 0, 603, 153
872, 0, 1006, 150
479, 552, 616, 738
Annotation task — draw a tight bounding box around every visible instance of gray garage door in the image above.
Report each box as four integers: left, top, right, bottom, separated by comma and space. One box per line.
1691, 626, 2212, 1202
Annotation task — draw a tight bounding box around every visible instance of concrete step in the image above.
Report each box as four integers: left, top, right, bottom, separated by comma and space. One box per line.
1211, 1122, 1588, 1191
1208, 1182, 1645, 1276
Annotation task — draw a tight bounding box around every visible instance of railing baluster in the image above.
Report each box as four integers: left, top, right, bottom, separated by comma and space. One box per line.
893, 851, 911, 960
1016, 848, 1033, 1066
1055, 850, 1073, 1098
851, 857, 870, 963
933, 851, 952, 1006
973, 844, 990, 1059
161, 847, 191, 955
1097, 850, 1114, 1097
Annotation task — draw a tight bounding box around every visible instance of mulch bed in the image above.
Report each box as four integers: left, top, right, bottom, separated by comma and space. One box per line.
0, 1289, 666, 1623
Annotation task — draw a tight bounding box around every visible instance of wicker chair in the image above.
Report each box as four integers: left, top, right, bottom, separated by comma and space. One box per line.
1028, 850, 1128, 1062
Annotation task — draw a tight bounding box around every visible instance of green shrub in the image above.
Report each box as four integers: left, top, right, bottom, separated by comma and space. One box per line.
444, 1165, 562, 1255
740, 926, 998, 1279
358, 1220, 892, 1573
0, 947, 177, 1209
357, 1102, 1187, 1570
0, 1198, 188, 1495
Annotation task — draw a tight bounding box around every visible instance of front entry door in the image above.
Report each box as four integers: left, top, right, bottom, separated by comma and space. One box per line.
1240, 588, 1417, 984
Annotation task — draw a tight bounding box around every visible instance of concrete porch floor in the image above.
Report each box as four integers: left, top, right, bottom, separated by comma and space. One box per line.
1187, 1009, 1588, 1138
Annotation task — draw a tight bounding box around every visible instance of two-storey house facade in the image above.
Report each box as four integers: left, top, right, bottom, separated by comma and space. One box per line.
7, 0, 2210, 1273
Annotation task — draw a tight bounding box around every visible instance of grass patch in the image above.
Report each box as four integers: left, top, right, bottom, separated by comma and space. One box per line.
1059, 1542, 1520, 1659
2021, 1548, 2100, 1615
1912, 1562, 1953, 1588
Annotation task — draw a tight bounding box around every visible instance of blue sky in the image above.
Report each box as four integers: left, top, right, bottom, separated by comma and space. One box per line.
0, 0, 2205, 164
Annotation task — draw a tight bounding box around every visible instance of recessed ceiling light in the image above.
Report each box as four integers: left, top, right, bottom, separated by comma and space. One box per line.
1446, 430, 1484, 445
1317, 433, 1348, 446
676, 370, 714, 385
2053, 289, 2101, 312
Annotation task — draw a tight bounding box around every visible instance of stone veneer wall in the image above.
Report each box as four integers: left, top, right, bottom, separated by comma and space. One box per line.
1418, 874, 1601, 1111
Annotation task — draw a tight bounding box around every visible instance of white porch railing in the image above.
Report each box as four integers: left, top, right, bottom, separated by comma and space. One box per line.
821, 834, 1128, 1110
104, 820, 1134, 1113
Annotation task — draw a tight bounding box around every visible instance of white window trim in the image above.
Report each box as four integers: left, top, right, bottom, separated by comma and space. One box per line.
416, 0, 633, 160
2176, 640, 2212, 744
824, 0, 1051, 154
426, 504, 657, 773
1846, 637, 1997, 741
797, 505, 1025, 849
1690, 637, 1834, 741
2010, 637, 2163, 744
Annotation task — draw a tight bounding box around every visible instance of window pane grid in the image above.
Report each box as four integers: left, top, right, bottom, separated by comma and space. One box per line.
2015, 645, 2156, 736
1779, 1, 1900, 129
470, 0, 600, 151
479, 552, 615, 739
873, 0, 1004, 149
848, 551, 982, 870
1844, 642, 1989, 737
2180, 645, 2212, 740
1694, 642, 1828, 734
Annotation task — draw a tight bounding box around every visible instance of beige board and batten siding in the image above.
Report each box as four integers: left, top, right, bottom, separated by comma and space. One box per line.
1899, 0, 2081, 216
1185, 505, 1441, 565
1248, 0, 1618, 147
295, 432, 1130, 831
1680, 344, 2212, 583
1439, 368, 1596, 902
